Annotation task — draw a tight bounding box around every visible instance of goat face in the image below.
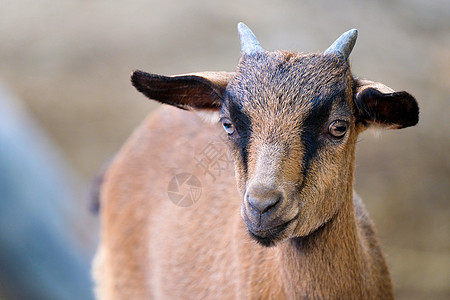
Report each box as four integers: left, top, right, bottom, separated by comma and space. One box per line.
131, 23, 418, 247
221, 52, 356, 246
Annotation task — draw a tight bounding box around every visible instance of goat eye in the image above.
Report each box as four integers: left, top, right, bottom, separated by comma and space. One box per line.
222, 119, 235, 135
328, 120, 348, 138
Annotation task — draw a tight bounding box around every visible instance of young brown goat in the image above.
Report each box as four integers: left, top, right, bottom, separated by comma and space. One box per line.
93, 23, 419, 299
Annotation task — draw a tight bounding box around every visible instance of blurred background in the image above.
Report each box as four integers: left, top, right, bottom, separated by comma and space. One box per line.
0, 0, 448, 299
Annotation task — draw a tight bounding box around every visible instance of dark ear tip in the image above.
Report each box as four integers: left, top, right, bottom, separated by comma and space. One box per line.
130, 70, 156, 93
130, 70, 144, 84
394, 91, 420, 128
130, 70, 139, 86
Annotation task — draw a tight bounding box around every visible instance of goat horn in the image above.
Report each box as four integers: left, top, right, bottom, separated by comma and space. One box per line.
238, 22, 263, 55
324, 29, 358, 60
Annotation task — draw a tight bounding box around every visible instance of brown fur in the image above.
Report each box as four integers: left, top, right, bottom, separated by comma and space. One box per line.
93, 43, 418, 298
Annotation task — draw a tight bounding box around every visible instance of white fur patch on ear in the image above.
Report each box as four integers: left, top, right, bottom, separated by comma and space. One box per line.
367, 126, 383, 138
194, 110, 221, 124
356, 79, 395, 95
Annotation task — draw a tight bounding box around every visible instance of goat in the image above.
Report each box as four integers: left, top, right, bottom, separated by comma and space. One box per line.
93, 23, 419, 299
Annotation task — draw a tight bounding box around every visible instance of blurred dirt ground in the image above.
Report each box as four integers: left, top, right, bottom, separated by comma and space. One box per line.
0, 0, 449, 298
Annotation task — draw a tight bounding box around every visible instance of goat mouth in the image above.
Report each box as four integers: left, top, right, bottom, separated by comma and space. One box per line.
246, 218, 297, 247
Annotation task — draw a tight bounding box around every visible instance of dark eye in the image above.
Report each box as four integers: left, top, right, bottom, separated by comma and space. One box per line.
221, 118, 235, 135
328, 120, 348, 138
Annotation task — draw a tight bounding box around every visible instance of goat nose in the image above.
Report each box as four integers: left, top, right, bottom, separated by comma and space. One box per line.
246, 189, 282, 214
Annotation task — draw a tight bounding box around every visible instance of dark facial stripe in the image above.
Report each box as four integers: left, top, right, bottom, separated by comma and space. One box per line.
300, 102, 333, 178
300, 81, 348, 178
227, 98, 252, 175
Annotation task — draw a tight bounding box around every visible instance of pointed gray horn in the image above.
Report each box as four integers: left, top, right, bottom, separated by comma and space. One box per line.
324, 29, 358, 60
238, 22, 263, 55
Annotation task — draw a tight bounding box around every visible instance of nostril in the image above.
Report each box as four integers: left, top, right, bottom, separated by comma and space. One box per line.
247, 191, 282, 214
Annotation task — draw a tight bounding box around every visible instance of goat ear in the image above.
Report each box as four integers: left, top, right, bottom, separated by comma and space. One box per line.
131, 70, 234, 110
354, 79, 419, 129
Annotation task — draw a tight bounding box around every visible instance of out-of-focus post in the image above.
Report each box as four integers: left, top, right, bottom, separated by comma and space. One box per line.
0, 84, 96, 300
